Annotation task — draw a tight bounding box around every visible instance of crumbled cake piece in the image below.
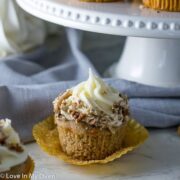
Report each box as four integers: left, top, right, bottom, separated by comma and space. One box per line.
178, 126, 180, 136
8, 144, 24, 153
139, 4, 145, 9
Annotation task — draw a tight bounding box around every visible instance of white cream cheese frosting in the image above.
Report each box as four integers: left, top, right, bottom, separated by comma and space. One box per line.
71, 69, 122, 115
0, 119, 28, 173
54, 69, 129, 131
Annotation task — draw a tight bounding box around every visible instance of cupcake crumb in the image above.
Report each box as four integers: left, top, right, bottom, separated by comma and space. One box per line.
8, 144, 24, 153
178, 126, 180, 136
139, 4, 145, 10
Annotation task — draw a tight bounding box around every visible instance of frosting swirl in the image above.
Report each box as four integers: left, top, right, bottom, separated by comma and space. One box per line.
0, 119, 28, 172
54, 69, 129, 131
72, 69, 121, 115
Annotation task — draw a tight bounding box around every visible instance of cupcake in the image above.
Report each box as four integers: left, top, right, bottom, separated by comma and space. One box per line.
0, 119, 33, 179
143, 0, 180, 12
53, 69, 129, 161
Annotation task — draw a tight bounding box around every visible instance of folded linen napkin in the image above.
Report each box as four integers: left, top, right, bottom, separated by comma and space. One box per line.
0, 0, 58, 56
0, 28, 179, 143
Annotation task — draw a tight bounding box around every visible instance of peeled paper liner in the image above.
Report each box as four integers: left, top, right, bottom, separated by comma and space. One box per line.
33, 116, 149, 165
21, 157, 34, 180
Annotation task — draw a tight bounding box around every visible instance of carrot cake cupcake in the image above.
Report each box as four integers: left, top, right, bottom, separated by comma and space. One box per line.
143, 0, 180, 12
0, 119, 33, 179
53, 69, 129, 161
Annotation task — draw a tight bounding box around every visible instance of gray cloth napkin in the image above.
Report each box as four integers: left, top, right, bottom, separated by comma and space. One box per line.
0, 28, 179, 143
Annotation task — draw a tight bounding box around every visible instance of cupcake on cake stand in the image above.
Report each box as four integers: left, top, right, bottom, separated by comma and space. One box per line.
16, 0, 180, 87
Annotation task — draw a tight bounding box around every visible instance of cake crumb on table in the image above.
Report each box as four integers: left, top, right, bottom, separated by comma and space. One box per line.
139, 5, 144, 9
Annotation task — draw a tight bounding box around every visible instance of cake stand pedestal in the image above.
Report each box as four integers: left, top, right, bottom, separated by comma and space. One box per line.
16, 0, 180, 87
112, 37, 180, 87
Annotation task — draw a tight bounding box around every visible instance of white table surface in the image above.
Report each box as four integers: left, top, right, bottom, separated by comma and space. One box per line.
26, 129, 180, 180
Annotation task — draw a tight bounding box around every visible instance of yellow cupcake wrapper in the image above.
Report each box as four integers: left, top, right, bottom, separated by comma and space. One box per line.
33, 116, 149, 165
1, 156, 34, 180
21, 157, 34, 180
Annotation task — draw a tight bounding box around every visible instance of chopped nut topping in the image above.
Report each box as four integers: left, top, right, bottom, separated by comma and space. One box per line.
8, 144, 24, 153
53, 90, 72, 112
54, 89, 129, 131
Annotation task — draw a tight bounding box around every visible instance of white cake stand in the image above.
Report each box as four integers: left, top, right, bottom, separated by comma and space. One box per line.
16, 0, 180, 87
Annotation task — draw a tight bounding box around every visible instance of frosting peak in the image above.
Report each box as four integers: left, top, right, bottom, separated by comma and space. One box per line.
72, 69, 121, 115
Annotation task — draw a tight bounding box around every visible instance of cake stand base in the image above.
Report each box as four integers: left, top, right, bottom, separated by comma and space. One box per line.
110, 37, 180, 87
